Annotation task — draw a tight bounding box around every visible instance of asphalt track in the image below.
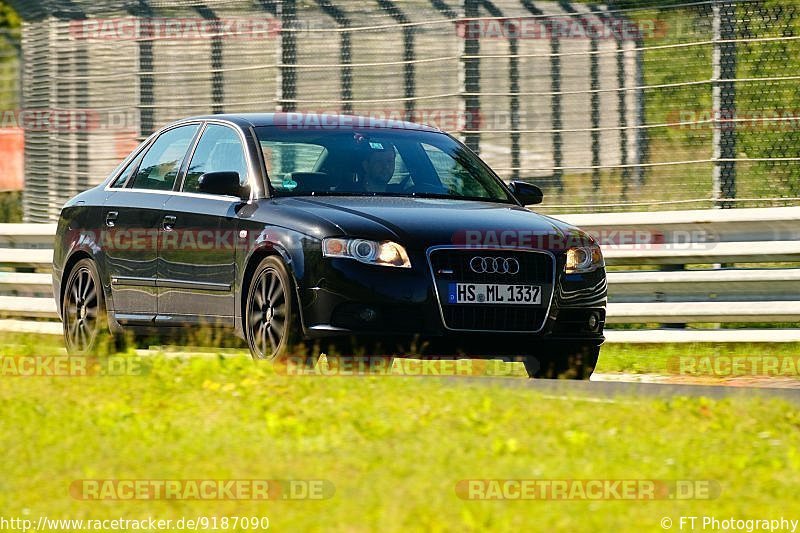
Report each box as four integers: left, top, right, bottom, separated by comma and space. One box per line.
453, 374, 800, 404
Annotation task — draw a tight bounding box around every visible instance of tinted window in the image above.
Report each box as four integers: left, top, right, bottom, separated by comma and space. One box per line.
110, 151, 145, 188
183, 124, 248, 194
129, 124, 199, 191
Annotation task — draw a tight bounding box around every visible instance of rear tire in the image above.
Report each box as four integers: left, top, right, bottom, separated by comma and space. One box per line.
62, 258, 116, 355
523, 345, 600, 380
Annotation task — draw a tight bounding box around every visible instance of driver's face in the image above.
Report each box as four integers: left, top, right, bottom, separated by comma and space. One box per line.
362, 150, 396, 185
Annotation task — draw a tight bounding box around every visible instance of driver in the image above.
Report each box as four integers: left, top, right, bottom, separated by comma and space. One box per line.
355, 139, 396, 192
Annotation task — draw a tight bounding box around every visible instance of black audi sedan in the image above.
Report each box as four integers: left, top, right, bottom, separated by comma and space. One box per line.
53, 113, 607, 378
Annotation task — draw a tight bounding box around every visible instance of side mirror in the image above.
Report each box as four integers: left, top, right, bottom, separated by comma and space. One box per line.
198, 171, 242, 198
509, 180, 543, 205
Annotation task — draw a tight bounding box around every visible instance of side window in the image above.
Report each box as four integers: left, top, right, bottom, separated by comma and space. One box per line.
183, 124, 248, 194
110, 151, 145, 188
129, 124, 199, 191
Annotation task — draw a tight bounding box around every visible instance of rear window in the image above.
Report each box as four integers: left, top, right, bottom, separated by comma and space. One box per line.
129, 124, 199, 191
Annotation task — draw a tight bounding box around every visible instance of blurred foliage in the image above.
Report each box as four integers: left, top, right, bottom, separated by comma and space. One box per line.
0, 0, 19, 30
0, 0, 20, 109
0, 191, 21, 222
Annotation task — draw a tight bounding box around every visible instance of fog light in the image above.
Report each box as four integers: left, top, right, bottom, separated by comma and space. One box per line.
588, 313, 598, 330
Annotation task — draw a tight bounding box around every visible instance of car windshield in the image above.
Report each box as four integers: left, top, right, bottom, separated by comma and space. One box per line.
255, 126, 514, 203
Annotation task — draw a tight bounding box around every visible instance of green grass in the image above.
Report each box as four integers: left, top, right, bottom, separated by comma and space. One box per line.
2, 332, 798, 378
597, 342, 800, 378
2, 335, 800, 531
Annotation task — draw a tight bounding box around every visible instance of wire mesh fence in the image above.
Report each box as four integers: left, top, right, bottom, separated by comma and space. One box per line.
2, 0, 799, 222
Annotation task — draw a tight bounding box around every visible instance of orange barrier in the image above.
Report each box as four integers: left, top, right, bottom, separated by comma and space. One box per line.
0, 128, 23, 191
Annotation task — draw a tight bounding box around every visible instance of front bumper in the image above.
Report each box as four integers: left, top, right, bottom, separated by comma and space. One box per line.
297, 247, 607, 346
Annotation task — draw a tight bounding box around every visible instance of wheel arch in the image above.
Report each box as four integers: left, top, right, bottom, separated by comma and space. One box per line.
59, 250, 94, 319
238, 245, 305, 340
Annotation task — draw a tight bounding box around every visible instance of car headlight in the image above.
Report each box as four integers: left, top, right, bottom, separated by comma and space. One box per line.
322, 238, 411, 268
565, 244, 604, 274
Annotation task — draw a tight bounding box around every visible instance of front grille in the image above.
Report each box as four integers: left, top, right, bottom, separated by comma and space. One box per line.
428, 248, 554, 332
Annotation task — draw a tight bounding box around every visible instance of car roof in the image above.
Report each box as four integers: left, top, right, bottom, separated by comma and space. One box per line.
171, 113, 444, 133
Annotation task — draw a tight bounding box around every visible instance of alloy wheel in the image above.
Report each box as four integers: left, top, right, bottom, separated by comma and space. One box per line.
248, 267, 288, 358
64, 266, 100, 353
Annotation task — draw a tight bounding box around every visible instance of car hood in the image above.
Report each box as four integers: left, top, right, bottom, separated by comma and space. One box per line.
276, 196, 580, 250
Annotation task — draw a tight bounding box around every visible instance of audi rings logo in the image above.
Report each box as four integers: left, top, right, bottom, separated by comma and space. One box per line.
469, 256, 520, 275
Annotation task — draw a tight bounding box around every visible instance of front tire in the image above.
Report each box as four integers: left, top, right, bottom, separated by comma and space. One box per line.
245, 256, 300, 361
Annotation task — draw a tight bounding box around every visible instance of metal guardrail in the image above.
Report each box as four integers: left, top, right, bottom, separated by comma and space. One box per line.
558, 207, 800, 331
558, 207, 800, 241
1, 207, 799, 341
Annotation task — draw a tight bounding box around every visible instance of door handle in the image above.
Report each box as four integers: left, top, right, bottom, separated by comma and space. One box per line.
105, 211, 118, 227
162, 215, 177, 231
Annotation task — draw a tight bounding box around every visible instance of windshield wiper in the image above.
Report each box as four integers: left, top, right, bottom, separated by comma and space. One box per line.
405, 192, 511, 203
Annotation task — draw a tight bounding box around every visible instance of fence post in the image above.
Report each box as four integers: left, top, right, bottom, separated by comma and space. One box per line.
560, 2, 601, 194
633, 20, 647, 187
314, 1, 352, 114
712, 0, 737, 208
194, 5, 224, 115
461, 0, 480, 153
277, 0, 297, 112
592, 4, 631, 200
340, 21, 352, 114
522, 1, 563, 192
377, 1, 415, 119
75, 30, 89, 193
481, 0, 519, 181
509, 32, 520, 182
128, 1, 154, 139
589, 26, 600, 194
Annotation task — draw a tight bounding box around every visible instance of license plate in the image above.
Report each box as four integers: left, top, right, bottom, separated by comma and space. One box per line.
447, 283, 541, 305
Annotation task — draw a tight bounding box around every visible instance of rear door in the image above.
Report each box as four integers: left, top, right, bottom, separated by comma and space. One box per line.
102, 123, 200, 322
156, 123, 250, 325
